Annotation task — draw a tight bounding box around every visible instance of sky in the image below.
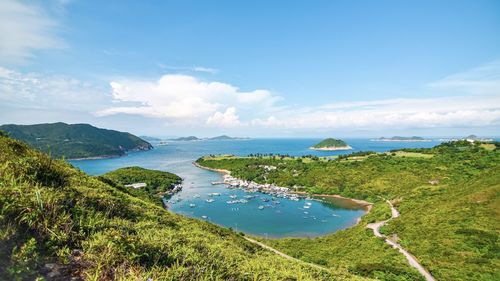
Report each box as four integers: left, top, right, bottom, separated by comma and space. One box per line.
1, 0, 499, 138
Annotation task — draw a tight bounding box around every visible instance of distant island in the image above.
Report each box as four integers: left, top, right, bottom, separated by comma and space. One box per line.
372, 136, 432, 142
172, 136, 201, 141
139, 136, 162, 142
310, 138, 352, 151
171, 135, 249, 141
0, 122, 152, 159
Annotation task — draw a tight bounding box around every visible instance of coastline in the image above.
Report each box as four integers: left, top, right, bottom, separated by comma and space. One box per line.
309, 145, 352, 151
193, 161, 372, 212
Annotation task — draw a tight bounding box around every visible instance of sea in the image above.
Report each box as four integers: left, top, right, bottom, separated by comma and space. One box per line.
70, 138, 442, 238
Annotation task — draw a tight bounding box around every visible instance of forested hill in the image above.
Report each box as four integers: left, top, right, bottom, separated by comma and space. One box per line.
0, 122, 152, 159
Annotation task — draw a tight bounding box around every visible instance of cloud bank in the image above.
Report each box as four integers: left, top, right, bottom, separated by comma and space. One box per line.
0, 0, 63, 64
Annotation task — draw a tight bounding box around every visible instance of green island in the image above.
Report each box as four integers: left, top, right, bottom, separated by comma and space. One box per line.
310, 138, 352, 151
196, 141, 500, 281
0, 133, 367, 280
0, 122, 152, 159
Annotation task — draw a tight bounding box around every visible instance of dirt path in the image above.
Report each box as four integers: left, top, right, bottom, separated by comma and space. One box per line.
367, 201, 436, 281
243, 237, 331, 272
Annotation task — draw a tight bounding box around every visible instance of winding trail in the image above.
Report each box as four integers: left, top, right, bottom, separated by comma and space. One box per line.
243, 236, 331, 272
367, 200, 436, 281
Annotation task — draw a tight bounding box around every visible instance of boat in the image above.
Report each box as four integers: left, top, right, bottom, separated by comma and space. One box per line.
229, 195, 237, 199
208, 192, 221, 196
305, 202, 312, 206
211, 181, 224, 185
258, 205, 265, 210
239, 199, 248, 203
303, 205, 311, 209
189, 204, 196, 208
206, 199, 215, 203
201, 215, 208, 219
193, 194, 201, 198
304, 211, 309, 214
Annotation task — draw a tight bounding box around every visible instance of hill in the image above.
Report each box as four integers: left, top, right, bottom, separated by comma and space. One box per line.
310, 138, 352, 151
0, 134, 365, 280
196, 141, 500, 280
171, 136, 200, 141
0, 123, 152, 159
100, 166, 182, 205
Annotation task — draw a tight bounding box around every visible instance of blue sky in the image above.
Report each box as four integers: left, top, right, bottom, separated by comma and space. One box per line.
1, 0, 499, 137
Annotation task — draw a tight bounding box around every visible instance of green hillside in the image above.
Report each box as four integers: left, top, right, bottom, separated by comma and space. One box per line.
196, 141, 500, 280
0, 123, 152, 159
0, 134, 367, 280
100, 167, 182, 205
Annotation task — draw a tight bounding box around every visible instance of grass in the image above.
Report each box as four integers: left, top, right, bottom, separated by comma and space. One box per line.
0, 135, 369, 280
197, 141, 500, 281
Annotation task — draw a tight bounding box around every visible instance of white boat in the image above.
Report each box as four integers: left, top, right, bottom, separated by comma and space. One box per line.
189, 204, 196, 208
303, 205, 311, 209
193, 194, 201, 198
201, 215, 208, 219
209, 192, 221, 196
305, 202, 312, 206
206, 199, 215, 203
304, 211, 309, 214
239, 199, 248, 203
258, 205, 264, 210
229, 195, 237, 199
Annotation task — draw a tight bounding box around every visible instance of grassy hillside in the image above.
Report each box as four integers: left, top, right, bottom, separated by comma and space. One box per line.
311, 138, 349, 148
196, 141, 500, 280
0, 134, 369, 280
0, 122, 152, 159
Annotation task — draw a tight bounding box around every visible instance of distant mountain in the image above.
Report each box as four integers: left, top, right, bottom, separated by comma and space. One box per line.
140, 136, 162, 141
0, 122, 152, 159
171, 136, 201, 141
310, 138, 352, 151
171, 135, 249, 141
209, 135, 249, 140
373, 136, 431, 142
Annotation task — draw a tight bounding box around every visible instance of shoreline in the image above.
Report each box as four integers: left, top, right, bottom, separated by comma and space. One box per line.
193, 161, 372, 212
309, 145, 352, 151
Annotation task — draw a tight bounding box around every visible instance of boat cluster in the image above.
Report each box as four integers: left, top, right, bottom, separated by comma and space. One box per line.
222, 174, 301, 201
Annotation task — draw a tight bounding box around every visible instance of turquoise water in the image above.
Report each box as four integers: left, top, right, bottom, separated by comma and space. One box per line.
70, 138, 441, 237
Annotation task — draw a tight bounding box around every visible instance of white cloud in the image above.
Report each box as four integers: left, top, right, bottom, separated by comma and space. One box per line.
0, 0, 63, 64
193, 66, 219, 74
428, 60, 500, 95
206, 107, 241, 127
250, 96, 500, 130
0, 66, 107, 110
96, 74, 281, 127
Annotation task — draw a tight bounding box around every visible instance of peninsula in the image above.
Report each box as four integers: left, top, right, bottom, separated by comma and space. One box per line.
310, 138, 352, 151
0, 122, 152, 159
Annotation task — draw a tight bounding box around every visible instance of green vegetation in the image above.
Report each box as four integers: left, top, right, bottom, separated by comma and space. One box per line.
100, 166, 182, 205
0, 134, 370, 280
197, 141, 500, 280
311, 138, 350, 149
0, 122, 152, 159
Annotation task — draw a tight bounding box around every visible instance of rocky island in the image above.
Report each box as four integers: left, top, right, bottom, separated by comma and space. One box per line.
309, 138, 352, 151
